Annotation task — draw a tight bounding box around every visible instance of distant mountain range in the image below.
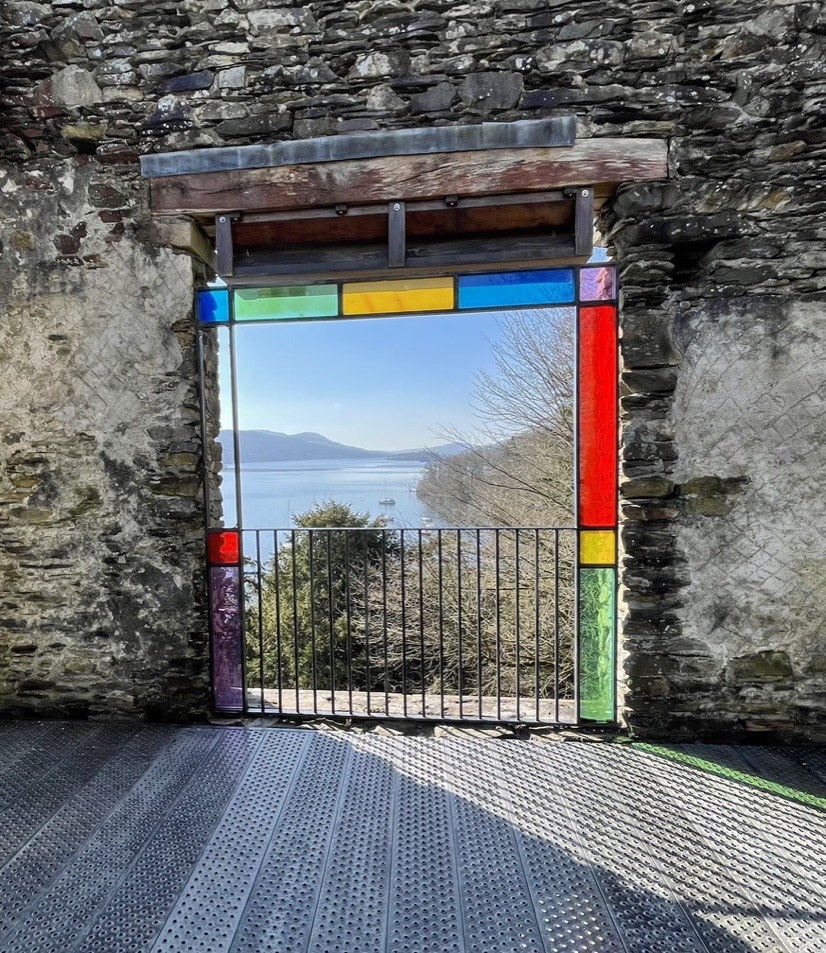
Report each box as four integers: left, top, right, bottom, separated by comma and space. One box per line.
218, 430, 466, 465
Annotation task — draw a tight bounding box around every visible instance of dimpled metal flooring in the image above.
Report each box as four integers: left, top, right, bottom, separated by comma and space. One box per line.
0, 722, 823, 953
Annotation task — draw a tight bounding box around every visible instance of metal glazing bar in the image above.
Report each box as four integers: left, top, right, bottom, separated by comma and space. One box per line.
227, 323, 247, 712
195, 327, 217, 708
273, 529, 282, 712
309, 530, 318, 714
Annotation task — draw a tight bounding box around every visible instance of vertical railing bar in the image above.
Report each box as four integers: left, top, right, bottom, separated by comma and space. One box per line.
344, 530, 353, 716
456, 530, 463, 720
291, 529, 300, 713
256, 530, 265, 714
273, 529, 282, 713
515, 528, 521, 723
554, 530, 561, 725
309, 531, 318, 715
536, 529, 541, 723
382, 529, 389, 717
364, 532, 371, 718
418, 528, 425, 718
227, 322, 247, 713
327, 532, 335, 716
495, 528, 501, 722
400, 529, 407, 718
437, 529, 444, 719
476, 528, 483, 721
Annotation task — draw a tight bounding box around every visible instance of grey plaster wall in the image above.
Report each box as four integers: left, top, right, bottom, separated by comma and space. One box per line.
0, 162, 210, 718
0, 0, 823, 736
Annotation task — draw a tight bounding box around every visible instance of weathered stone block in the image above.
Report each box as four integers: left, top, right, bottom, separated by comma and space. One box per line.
38, 66, 103, 108
727, 651, 794, 684
458, 71, 523, 112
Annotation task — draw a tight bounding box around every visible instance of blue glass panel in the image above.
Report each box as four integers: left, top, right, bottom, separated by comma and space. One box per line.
457, 269, 575, 309
197, 288, 230, 324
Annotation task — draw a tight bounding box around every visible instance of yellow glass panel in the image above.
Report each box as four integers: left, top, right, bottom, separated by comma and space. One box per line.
342, 277, 454, 316
580, 530, 616, 566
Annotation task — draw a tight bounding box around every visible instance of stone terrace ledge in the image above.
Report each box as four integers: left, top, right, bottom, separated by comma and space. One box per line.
0, 720, 822, 952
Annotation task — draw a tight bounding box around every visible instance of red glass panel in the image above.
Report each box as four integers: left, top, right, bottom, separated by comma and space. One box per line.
578, 306, 618, 528
208, 530, 240, 566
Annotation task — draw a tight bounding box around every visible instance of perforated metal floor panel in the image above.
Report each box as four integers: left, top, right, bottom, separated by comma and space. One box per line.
0, 721, 823, 953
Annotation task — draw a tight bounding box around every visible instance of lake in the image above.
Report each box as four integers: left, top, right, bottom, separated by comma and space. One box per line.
221, 458, 440, 530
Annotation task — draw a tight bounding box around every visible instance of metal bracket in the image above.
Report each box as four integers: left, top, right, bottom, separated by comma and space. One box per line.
388, 201, 406, 269
215, 213, 240, 277
566, 187, 594, 259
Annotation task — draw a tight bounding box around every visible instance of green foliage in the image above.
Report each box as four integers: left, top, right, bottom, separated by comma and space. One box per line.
245, 502, 392, 691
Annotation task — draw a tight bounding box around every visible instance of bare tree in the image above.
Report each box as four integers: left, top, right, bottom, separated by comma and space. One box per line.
418, 307, 574, 529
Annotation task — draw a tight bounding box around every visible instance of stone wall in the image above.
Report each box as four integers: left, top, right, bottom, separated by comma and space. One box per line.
0, 0, 823, 736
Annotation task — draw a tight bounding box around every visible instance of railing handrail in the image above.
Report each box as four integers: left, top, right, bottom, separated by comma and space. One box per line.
240, 525, 579, 533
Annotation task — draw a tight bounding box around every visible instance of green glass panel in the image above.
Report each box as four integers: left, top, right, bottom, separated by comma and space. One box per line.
234, 286, 339, 322
579, 567, 616, 722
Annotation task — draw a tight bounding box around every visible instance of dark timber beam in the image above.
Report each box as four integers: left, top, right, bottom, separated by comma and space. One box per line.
148, 138, 668, 217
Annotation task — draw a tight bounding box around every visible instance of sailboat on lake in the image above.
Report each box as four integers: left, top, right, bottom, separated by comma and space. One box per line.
379, 478, 395, 507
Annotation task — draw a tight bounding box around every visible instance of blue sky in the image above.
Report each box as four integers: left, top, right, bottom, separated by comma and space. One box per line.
218, 311, 507, 451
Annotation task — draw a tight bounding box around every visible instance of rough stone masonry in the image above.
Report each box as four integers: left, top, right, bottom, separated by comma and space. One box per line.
0, 0, 823, 737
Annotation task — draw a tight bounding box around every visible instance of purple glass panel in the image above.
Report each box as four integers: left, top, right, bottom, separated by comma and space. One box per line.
210, 565, 244, 710
579, 266, 616, 302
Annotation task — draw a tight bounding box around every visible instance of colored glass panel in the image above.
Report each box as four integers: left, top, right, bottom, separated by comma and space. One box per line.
342, 277, 454, 316
579, 567, 616, 722
235, 286, 339, 322
197, 288, 229, 324
208, 530, 240, 566
457, 269, 575, 310
578, 305, 618, 528
210, 565, 244, 710
579, 266, 616, 302
580, 530, 615, 566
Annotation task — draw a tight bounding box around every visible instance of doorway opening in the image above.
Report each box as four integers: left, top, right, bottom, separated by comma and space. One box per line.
197, 263, 617, 726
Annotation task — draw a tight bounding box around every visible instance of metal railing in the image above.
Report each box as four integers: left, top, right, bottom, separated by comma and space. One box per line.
242, 527, 577, 725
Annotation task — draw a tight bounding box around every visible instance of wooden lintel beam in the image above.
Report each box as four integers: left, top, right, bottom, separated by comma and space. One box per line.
149, 138, 668, 217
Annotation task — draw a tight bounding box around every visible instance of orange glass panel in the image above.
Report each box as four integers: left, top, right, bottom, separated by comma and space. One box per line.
342, 277, 454, 316
580, 530, 616, 565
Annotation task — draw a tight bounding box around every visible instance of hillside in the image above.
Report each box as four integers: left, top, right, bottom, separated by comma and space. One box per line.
217, 430, 462, 464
